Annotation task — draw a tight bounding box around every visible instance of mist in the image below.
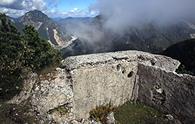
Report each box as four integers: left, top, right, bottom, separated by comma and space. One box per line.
65, 21, 105, 43
65, 0, 195, 39
62, 0, 195, 55
93, 0, 195, 32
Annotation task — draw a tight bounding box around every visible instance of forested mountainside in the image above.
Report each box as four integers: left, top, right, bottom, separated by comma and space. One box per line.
163, 39, 195, 75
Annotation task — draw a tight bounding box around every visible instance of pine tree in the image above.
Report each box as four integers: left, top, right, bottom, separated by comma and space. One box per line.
0, 14, 62, 101
0, 14, 25, 100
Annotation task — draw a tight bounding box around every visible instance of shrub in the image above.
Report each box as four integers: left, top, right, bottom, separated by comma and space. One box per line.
89, 104, 116, 124
22, 25, 62, 72
0, 14, 26, 101
0, 14, 62, 101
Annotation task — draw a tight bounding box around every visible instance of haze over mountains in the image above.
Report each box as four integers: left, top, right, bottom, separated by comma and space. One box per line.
59, 15, 195, 57
1, 1, 195, 123
5, 10, 195, 58
58, 0, 195, 57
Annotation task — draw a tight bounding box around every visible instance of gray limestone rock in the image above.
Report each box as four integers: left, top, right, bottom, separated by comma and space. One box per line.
8, 50, 195, 124
7, 73, 38, 104
30, 68, 74, 123
106, 112, 115, 124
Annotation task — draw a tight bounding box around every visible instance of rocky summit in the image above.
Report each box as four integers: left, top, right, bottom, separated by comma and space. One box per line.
6, 50, 195, 124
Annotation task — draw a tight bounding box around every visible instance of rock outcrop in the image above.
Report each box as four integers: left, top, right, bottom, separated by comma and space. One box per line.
9, 50, 195, 124
7, 73, 38, 104
137, 64, 195, 124
62, 51, 180, 119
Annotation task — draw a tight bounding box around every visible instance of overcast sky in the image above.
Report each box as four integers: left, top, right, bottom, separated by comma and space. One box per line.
0, 0, 98, 17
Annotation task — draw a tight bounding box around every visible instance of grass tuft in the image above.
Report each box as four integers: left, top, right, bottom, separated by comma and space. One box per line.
89, 104, 116, 124
115, 102, 171, 124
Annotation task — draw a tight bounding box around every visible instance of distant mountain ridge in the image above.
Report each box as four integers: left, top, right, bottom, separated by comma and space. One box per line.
92, 16, 195, 53
59, 15, 195, 57
10, 10, 71, 47
5, 10, 195, 58
163, 39, 195, 75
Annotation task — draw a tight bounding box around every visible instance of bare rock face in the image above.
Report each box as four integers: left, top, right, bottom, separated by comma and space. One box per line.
7, 73, 38, 104
30, 68, 74, 123
62, 50, 180, 119
106, 112, 115, 124
137, 64, 195, 124
9, 50, 195, 124
62, 51, 180, 71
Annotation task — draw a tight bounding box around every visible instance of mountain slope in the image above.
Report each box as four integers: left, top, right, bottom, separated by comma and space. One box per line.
12, 11, 195, 58
58, 15, 195, 57
12, 10, 67, 47
93, 16, 195, 53
163, 39, 195, 75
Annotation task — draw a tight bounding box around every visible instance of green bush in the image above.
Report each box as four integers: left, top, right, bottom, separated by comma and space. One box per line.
0, 14, 62, 101
22, 25, 62, 72
0, 14, 26, 100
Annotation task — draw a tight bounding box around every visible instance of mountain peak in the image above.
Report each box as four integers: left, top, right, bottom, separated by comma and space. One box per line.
19, 10, 49, 23
26, 10, 47, 16
15, 10, 69, 46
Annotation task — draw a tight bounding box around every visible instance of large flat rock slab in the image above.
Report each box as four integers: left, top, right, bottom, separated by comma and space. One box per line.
62, 50, 180, 119
13, 50, 191, 123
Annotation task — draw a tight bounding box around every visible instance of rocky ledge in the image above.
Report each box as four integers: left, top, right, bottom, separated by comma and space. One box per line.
7, 50, 195, 124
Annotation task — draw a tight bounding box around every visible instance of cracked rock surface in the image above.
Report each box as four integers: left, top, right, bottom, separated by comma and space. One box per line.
31, 68, 74, 123
8, 50, 195, 124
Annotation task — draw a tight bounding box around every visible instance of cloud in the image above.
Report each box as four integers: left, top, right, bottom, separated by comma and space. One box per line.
92, 0, 195, 32
47, 8, 98, 18
0, 7, 25, 17
62, 0, 195, 52
0, 0, 46, 10
0, 0, 16, 5
66, 21, 104, 43
64, 8, 97, 17
21, 0, 46, 10
0, 0, 97, 18
0, 0, 47, 17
